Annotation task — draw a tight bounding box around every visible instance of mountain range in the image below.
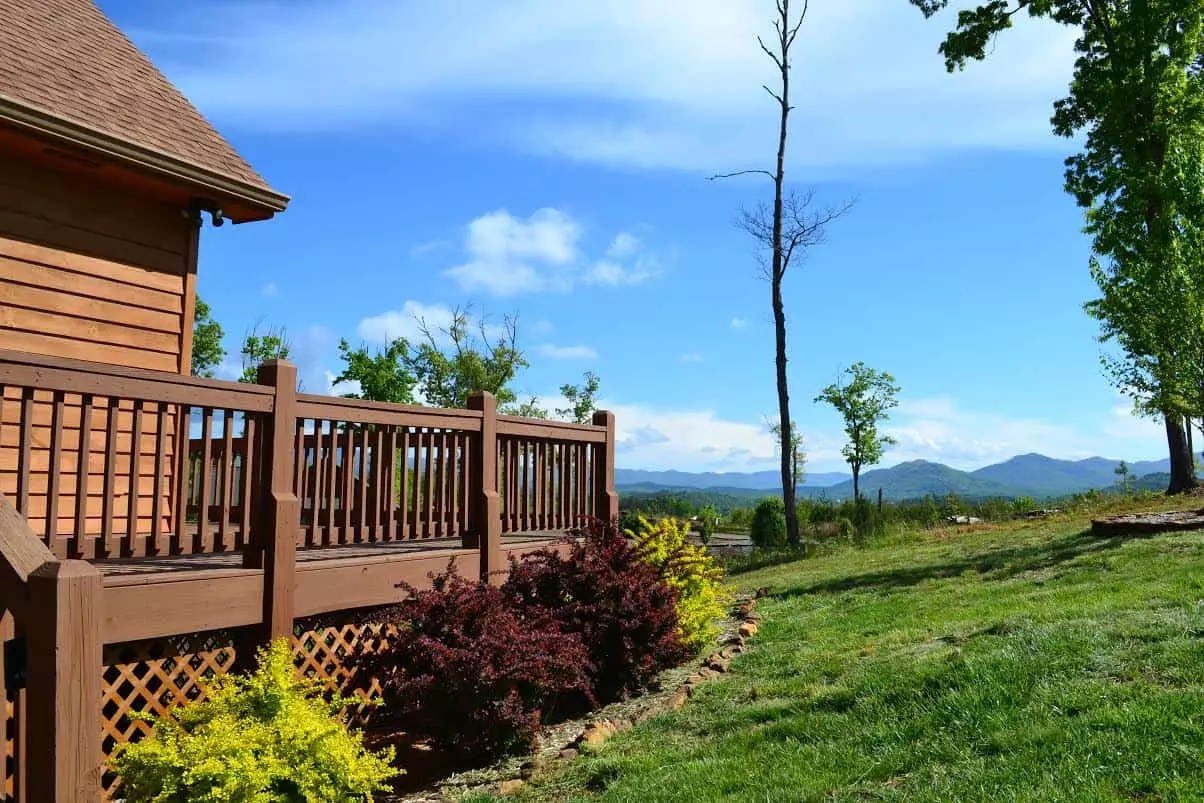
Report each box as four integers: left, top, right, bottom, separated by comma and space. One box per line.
615, 454, 1172, 501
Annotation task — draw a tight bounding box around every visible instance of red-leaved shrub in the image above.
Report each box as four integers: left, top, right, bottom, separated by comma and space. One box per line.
355, 563, 590, 760
503, 518, 691, 703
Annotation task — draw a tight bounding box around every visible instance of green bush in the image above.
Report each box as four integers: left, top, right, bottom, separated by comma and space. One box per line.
110, 639, 398, 802
837, 516, 855, 541
627, 515, 731, 651
750, 497, 788, 548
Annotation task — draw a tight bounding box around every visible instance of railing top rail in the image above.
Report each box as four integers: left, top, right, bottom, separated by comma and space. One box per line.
495, 415, 608, 443
0, 348, 275, 411
295, 393, 485, 431
0, 491, 55, 589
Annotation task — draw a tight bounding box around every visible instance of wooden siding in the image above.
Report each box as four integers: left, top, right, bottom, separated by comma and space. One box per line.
0, 152, 196, 555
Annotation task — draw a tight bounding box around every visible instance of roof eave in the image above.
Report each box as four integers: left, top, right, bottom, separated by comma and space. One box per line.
0, 94, 290, 223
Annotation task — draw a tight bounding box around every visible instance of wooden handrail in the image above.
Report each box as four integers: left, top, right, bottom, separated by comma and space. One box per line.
295, 393, 484, 431
0, 348, 274, 411
495, 415, 607, 442
0, 493, 56, 618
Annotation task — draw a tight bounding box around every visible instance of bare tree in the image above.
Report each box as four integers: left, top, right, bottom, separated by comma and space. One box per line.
710, 0, 855, 548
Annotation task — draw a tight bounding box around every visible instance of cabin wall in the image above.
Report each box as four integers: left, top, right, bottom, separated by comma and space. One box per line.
0, 152, 198, 553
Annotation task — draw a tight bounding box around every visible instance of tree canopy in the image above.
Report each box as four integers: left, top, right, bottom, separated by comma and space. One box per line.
815, 362, 900, 502
190, 296, 225, 378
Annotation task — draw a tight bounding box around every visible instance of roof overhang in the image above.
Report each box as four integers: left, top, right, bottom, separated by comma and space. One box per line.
0, 93, 289, 224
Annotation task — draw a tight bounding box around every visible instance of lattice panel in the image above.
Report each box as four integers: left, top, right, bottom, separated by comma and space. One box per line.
293, 615, 396, 726
100, 630, 244, 798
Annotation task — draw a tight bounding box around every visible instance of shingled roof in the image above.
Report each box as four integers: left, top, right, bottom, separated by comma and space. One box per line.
0, 0, 286, 212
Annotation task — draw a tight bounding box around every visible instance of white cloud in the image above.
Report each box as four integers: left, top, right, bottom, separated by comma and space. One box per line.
583, 255, 661, 287
680, 352, 704, 363
529, 319, 554, 336
261, 282, 278, 299
444, 208, 581, 296
730, 317, 748, 331
609, 401, 780, 472
142, 0, 1079, 171
536, 343, 599, 360
357, 301, 458, 343
606, 232, 641, 259
410, 239, 449, 258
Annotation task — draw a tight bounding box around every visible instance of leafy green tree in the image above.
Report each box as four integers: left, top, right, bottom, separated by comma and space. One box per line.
750, 497, 787, 549
815, 363, 900, 505
1115, 460, 1133, 493
190, 296, 225, 377
409, 307, 528, 410
557, 371, 601, 424
908, 0, 1204, 493
509, 397, 550, 419
768, 418, 805, 491
333, 338, 417, 404
238, 325, 292, 384
697, 503, 719, 546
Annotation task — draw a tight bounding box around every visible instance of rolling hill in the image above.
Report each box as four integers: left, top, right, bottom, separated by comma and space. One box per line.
616, 453, 1173, 501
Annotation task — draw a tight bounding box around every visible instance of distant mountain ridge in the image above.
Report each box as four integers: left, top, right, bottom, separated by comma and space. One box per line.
616, 454, 1172, 501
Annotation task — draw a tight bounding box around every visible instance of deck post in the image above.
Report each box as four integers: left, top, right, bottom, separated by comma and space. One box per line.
592, 410, 619, 525
467, 392, 502, 583
248, 360, 300, 642
24, 559, 103, 801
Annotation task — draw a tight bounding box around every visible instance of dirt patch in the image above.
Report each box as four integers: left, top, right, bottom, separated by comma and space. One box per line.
1091, 509, 1204, 536
377, 594, 762, 802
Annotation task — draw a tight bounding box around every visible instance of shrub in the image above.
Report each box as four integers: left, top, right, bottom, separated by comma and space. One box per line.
109, 639, 398, 803
626, 515, 731, 651
503, 519, 691, 703
750, 497, 788, 548
356, 564, 590, 760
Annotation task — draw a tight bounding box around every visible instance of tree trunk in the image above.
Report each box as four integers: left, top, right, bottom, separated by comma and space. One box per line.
852, 469, 860, 509
1187, 419, 1195, 471
770, 1, 800, 549
1164, 413, 1198, 494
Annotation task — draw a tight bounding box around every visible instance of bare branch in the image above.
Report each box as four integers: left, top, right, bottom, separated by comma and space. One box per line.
707, 169, 776, 181
762, 84, 786, 105
756, 36, 784, 70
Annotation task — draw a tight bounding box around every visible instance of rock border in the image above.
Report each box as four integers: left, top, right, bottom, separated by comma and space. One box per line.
1091, 508, 1204, 536
490, 593, 765, 797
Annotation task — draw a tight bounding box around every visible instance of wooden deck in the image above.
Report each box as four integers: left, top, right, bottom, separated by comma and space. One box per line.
97, 532, 575, 644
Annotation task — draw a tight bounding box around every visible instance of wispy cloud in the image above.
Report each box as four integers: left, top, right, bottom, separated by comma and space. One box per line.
410, 239, 449, 258
138, 0, 1079, 171
438, 208, 665, 295
537, 343, 599, 360
680, 352, 704, 364
730, 317, 748, 331
261, 282, 278, 298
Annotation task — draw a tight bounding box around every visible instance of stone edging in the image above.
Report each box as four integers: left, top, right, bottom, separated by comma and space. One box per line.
493, 592, 766, 796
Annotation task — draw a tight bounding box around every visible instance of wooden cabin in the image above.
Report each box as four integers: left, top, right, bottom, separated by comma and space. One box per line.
0, 0, 288, 555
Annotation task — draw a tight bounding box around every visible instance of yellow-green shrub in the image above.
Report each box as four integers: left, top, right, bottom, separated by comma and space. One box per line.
109, 639, 398, 802
626, 515, 731, 651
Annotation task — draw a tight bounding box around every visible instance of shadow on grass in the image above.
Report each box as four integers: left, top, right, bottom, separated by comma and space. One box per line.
773, 528, 1167, 601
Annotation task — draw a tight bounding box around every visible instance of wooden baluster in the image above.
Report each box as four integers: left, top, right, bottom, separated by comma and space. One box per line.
457, 431, 470, 539
386, 428, 399, 541
357, 426, 370, 543
125, 400, 145, 556
341, 423, 355, 545
172, 405, 190, 555
294, 417, 307, 547
101, 399, 119, 559
534, 440, 544, 531
17, 388, 33, 519
239, 416, 257, 550
194, 408, 214, 553
311, 421, 325, 547
371, 427, 385, 542
46, 391, 65, 557
70, 395, 92, 559
218, 409, 235, 551
408, 429, 420, 539
437, 430, 450, 538
151, 404, 170, 555
422, 429, 434, 538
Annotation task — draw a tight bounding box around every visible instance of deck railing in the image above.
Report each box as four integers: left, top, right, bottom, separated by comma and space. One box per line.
0, 348, 618, 800
0, 349, 617, 564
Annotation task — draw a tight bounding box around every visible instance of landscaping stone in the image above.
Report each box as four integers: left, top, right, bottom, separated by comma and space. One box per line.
559, 748, 579, 760
738, 622, 759, 638
519, 759, 541, 779
668, 689, 690, 710
1091, 509, 1204, 536
497, 779, 524, 795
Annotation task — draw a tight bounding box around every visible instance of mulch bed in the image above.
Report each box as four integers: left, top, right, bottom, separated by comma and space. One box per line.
374, 592, 764, 802
1091, 508, 1204, 536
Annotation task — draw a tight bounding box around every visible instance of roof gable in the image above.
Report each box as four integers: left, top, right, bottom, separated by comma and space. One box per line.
0, 0, 283, 205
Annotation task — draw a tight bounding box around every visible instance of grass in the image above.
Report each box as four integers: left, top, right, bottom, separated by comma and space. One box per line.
480, 501, 1204, 802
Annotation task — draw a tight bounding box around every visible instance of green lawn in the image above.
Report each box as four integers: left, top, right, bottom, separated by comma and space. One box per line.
488, 508, 1204, 802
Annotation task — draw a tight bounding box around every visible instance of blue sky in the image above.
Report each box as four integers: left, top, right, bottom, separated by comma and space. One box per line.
100, 0, 1168, 474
